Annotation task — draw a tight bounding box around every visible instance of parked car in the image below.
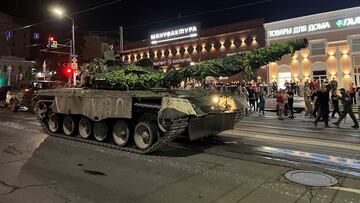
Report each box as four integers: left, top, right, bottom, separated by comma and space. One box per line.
5, 81, 55, 112
265, 93, 305, 113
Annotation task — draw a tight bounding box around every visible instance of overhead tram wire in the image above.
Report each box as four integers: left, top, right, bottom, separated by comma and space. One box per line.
69, 0, 123, 17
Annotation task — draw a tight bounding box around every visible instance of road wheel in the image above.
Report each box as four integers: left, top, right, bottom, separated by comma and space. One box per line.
30, 98, 38, 114
94, 121, 108, 142
133, 121, 156, 150
10, 100, 19, 112
63, 115, 76, 136
34, 101, 48, 121
8, 99, 13, 109
48, 113, 61, 133
112, 120, 130, 147
79, 117, 92, 139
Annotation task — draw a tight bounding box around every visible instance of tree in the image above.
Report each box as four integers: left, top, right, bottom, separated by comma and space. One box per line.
94, 38, 308, 89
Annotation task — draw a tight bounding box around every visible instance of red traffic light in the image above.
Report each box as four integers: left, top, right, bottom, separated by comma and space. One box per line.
48, 36, 55, 42
63, 64, 73, 75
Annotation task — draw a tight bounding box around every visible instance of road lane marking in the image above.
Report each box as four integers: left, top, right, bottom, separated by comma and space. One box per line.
224, 130, 360, 152
327, 186, 360, 194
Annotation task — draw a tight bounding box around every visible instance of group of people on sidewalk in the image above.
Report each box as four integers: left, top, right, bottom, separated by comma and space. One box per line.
288, 78, 360, 129
178, 77, 360, 129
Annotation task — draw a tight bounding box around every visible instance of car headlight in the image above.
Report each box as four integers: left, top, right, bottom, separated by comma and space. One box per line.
212, 96, 220, 104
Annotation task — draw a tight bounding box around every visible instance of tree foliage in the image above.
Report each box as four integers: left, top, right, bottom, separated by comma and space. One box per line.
104, 65, 163, 89
92, 38, 308, 89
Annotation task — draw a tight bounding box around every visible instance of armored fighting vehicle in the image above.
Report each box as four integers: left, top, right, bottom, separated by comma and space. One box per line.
34, 38, 308, 154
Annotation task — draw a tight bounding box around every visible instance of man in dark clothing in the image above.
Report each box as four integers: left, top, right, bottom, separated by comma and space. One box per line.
271, 80, 278, 93
331, 91, 340, 118
247, 86, 256, 112
333, 88, 359, 129
330, 77, 338, 91
287, 88, 295, 119
311, 89, 318, 118
314, 85, 331, 127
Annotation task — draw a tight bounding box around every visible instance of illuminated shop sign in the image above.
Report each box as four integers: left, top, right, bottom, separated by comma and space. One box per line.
154, 58, 192, 66
336, 16, 360, 28
268, 22, 331, 38
150, 24, 199, 45
268, 14, 360, 39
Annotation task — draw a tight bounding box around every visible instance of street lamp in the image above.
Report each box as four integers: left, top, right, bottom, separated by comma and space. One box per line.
52, 7, 76, 86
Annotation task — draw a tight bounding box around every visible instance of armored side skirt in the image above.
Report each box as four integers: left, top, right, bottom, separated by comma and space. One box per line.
188, 112, 236, 140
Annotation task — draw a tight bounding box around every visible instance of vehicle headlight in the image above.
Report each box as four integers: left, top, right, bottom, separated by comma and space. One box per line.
212, 96, 220, 104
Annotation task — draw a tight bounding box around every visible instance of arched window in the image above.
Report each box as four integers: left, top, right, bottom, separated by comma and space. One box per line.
311, 62, 327, 84
277, 65, 292, 90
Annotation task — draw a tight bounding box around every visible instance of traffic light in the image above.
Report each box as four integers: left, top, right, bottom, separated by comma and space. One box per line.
47, 35, 57, 48
63, 64, 73, 76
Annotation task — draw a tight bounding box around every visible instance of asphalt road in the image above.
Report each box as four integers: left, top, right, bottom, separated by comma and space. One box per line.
0, 109, 359, 203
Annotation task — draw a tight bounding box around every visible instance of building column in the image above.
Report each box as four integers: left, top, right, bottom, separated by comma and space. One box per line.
299, 50, 304, 81
336, 46, 343, 88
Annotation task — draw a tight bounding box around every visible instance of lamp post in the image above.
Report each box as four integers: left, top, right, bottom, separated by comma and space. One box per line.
52, 7, 76, 86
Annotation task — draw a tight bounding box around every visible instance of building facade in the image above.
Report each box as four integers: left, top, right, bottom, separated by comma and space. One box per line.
0, 12, 32, 59
80, 34, 114, 63
264, 6, 360, 89
122, 18, 266, 81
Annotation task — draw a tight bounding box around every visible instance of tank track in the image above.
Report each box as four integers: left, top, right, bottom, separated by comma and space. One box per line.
37, 100, 188, 154
234, 109, 245, 123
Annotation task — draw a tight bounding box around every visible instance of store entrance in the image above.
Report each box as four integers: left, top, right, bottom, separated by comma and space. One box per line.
278, 72, 291, 90
277, 65, 292, 90
313, 70, 327, 84
311, 62, 328, 84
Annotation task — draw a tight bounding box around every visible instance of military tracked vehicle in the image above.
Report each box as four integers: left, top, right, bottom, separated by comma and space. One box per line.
35, 88, 244, 153
34, 38, 308, 154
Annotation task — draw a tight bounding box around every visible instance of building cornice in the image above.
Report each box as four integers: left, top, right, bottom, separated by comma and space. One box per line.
122, 27, 262, 54
264, 6, 360, 30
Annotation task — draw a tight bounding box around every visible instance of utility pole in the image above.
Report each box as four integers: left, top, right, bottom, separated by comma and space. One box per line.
7, 66, 12, 86
119, 26, 124, 54
69, 40, 73, 85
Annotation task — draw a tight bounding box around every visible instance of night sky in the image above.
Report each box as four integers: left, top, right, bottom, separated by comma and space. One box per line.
1, 0, 360, 42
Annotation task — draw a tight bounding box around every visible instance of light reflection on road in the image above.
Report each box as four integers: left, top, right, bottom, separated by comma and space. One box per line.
258, 146, 360, 173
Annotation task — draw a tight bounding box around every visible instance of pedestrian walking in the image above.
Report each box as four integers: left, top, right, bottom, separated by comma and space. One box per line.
277, 89, 285, 120
330, 77, 338, 92
287, 88, 295, 119
356, 87, 360, 120
331, 91, 340, 118
333, 88, 359, 129
311, 88, 318, 118
349, 82, 357, 105
241, 86, 249, 116
284, 89, 289, 116
259, 90, 266, 115
255, 84, 261, 112
247, 86, 256, 112
314, 85, 331, 128
304, 87, 313, 117
271, 80, 278, 93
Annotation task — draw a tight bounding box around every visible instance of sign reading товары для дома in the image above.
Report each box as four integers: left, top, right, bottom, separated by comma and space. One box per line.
150, 23, 200, 45
268, 15, 360, 38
